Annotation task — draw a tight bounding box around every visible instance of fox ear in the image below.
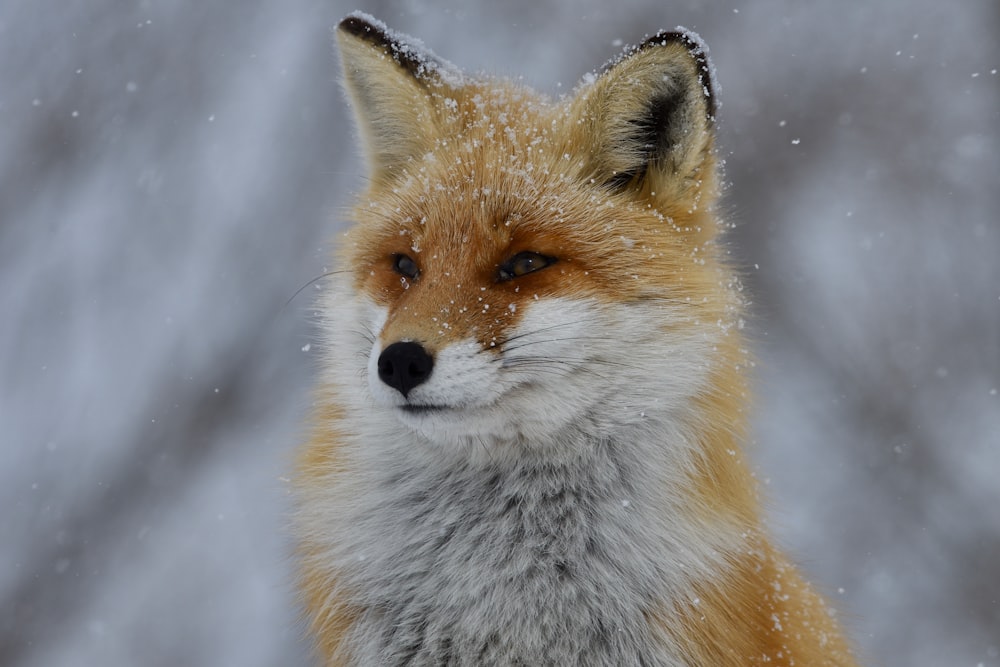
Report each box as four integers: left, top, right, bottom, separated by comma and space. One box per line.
574, 30, 717, 198
336, 15, 457, 182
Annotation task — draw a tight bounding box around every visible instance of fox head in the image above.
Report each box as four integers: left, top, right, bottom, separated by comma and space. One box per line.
323, 13, 741, 459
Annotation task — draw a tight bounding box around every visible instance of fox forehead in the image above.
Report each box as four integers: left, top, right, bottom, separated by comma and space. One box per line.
352, 85, 580, 241
348, 93, 704, 291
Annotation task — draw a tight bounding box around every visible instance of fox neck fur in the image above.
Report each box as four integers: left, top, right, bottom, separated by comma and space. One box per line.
309, 409, 728, 665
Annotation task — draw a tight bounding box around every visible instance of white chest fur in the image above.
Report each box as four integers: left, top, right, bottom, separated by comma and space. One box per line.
315, 420, 731, 666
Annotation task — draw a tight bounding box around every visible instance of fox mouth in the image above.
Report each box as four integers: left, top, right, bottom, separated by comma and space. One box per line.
400, 404, 452, 415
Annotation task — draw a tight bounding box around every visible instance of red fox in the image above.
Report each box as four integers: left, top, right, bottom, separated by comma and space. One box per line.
295, 12, 859, 666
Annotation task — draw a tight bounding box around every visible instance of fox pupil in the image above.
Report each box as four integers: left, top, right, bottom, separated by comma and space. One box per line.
393, 254, 419, 280
498, 251, 555, 282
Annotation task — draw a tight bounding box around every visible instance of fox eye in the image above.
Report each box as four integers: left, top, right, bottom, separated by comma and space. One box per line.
498, 251, 556, 282
393, 253, 420, 280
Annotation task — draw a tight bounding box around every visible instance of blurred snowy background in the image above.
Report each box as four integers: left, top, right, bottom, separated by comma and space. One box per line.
2, 0, 997, 665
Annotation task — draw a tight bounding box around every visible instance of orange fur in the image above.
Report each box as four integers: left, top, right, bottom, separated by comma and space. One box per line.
661, 540, 856, 666
295, 395, 358, 665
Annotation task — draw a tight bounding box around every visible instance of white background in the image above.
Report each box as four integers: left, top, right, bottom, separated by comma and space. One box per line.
2, 1, 997, 665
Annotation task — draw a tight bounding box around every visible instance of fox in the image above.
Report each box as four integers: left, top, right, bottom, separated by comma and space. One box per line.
294, 11, 859, 666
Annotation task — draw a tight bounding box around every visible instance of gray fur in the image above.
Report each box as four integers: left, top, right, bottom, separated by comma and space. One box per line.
337, 430, 689, 666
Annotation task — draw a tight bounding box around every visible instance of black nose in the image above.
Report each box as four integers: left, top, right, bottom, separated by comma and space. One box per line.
377, 341, 434, 398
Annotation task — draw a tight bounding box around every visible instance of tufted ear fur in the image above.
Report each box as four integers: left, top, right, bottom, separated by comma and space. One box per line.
572, 31, 718, 201
335, 14, 460, 183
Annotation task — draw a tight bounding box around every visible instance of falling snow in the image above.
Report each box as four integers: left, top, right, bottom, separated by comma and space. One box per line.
2, 2, 997, 667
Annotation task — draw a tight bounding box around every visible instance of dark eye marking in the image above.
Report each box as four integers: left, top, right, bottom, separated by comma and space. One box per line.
497, 251, 556, 282
393, 253, 420, 280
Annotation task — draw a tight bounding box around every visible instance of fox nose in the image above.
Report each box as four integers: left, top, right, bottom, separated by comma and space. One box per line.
377, 341, 434, 398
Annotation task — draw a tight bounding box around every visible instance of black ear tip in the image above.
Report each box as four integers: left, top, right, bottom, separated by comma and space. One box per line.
337, 13, 453, 83
338, 15, 367, 36
640, 29, 717, 121
338, 13, 388, 42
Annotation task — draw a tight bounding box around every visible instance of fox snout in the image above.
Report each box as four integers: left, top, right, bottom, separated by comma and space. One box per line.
376, 341, 434, 398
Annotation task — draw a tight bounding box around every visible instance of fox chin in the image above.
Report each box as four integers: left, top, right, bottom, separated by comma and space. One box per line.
293, 12, 860, 667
